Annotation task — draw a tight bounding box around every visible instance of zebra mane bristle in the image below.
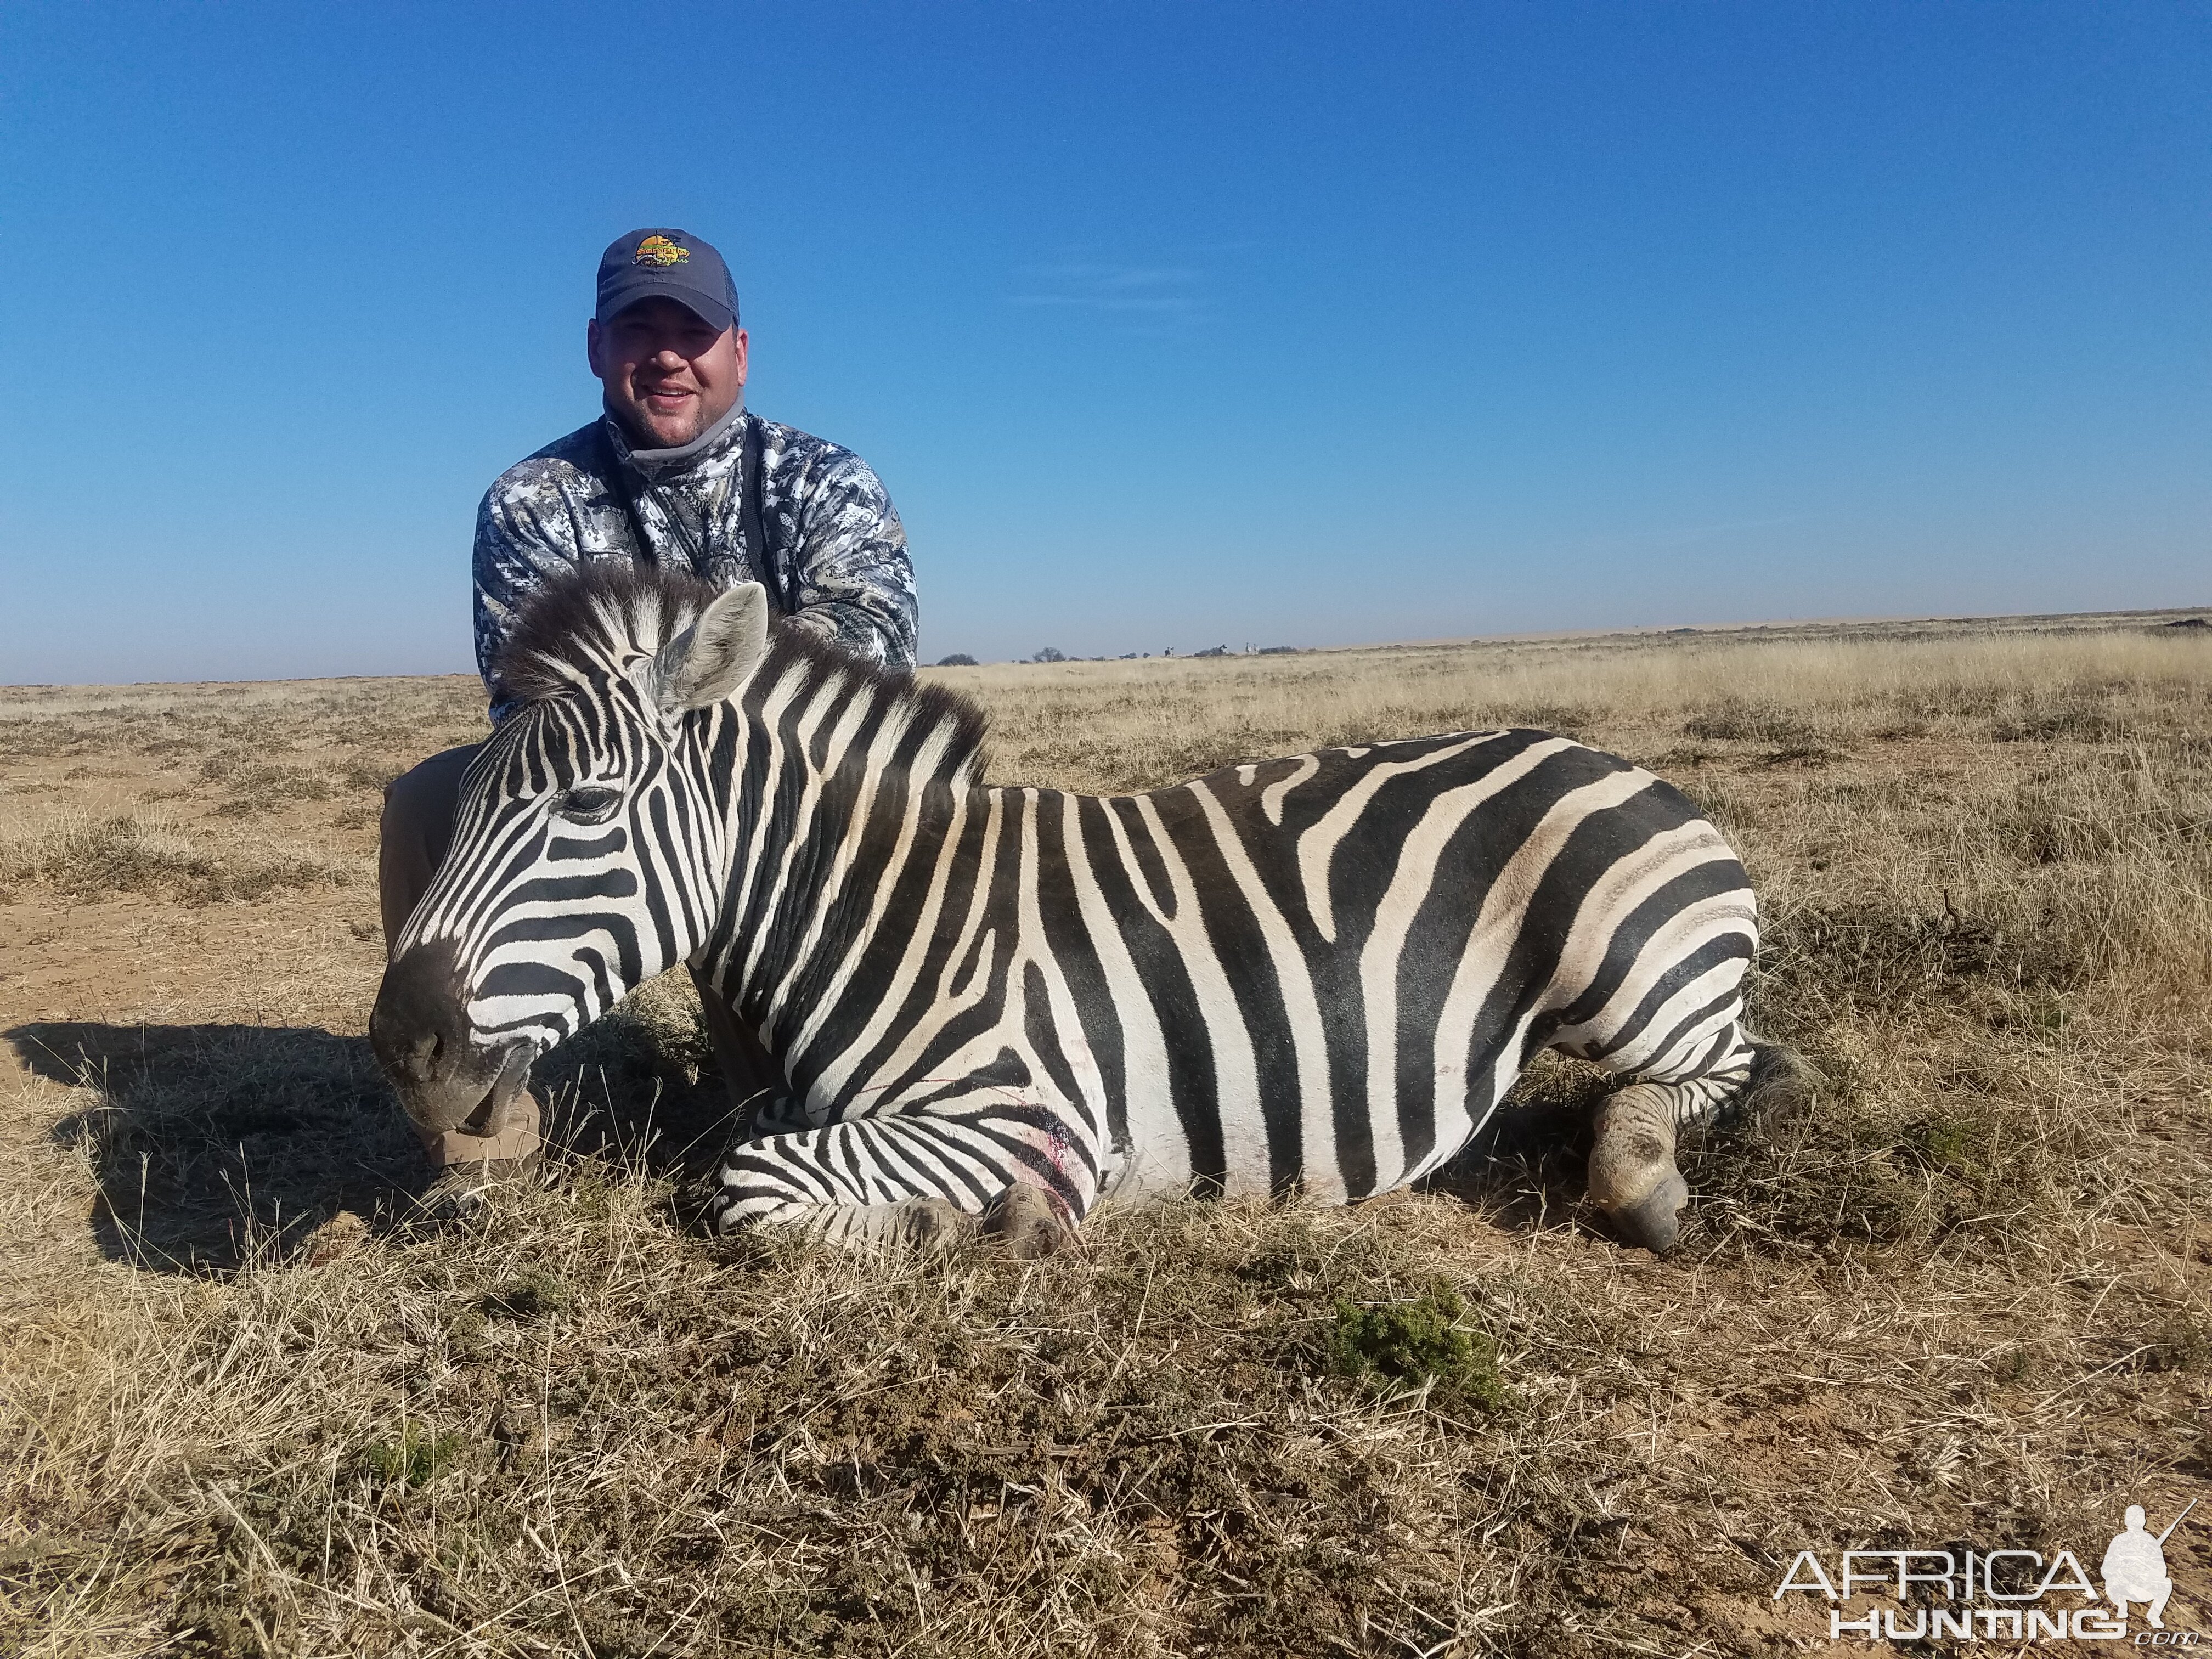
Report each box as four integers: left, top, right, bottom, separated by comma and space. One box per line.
493, 561, 990, 781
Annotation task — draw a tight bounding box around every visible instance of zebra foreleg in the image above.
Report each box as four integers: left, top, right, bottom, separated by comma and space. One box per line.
756, 1193, 981, 1251
1586, 1026, 1756, 1252
706, 1110, 1092, 1256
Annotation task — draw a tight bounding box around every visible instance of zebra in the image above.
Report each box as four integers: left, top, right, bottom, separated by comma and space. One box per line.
372, 562, 1781, 1254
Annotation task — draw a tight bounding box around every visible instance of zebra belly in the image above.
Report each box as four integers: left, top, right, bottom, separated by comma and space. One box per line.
1085, 962, 1534, 1206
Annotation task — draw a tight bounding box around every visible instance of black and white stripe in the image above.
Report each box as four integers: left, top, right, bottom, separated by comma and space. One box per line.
390, 565, 1762, 1245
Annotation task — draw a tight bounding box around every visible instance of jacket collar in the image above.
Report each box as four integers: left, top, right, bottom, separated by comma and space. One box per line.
603, 398, 748, 481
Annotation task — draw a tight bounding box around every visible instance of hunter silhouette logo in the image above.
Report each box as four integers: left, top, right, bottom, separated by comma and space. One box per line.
1774, 1498, 2199, 1643
633, 235, 689, 268
2106, 1500, 2194, 1630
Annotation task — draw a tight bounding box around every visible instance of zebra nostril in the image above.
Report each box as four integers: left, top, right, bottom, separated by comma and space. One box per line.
370, 936, 475, 1103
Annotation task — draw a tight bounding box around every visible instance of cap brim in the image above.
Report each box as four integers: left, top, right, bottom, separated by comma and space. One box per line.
596, 277, 734, 334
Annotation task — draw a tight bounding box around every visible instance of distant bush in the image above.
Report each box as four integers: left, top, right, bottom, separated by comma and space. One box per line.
935, 653, 979, 668
1034, 647, 1068, 663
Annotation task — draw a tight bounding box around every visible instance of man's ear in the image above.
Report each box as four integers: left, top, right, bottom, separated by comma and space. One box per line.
647, 583, 771, 714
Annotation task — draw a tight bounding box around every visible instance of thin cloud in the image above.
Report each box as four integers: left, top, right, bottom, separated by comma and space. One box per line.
1007, 263, 1205, 320
1581, 515, 1805, 554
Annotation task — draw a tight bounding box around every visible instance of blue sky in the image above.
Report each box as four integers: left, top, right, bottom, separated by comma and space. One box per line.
1, 2, 2205, 681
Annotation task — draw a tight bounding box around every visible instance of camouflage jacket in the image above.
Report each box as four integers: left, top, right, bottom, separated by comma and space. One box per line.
473, 405, 917, 718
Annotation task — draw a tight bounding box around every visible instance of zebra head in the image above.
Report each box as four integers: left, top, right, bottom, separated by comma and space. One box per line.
370, 571, 770, 1137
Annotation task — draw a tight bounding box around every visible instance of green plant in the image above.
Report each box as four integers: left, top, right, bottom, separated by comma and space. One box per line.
1900, 1111, 1987, 1177
1324, 1285, 1508, 1412
357, 1424, 467, 1488
482, 1268, 573, 1322
2147, 1316, 2210, 1374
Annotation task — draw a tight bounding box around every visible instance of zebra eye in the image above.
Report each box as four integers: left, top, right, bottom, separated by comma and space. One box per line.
558, 784, 624, 823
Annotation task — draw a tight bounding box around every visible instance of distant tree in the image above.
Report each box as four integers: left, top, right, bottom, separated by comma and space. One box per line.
1035, 646, 1068, 663
935, 653, 979, 667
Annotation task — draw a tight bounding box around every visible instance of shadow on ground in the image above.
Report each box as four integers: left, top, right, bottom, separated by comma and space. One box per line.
10, 1010, 1681, 1269
11, 1020, 433, 1272
1425, 1057, 1611, 1234
8, 1019, 742, 1273
528, 1007, 747, 1187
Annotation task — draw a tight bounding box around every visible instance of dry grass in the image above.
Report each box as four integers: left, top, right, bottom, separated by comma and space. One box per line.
0, 812, 356, 905
2, 613, 2209, 1655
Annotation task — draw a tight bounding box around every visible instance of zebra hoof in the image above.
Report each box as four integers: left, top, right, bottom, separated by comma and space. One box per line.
983, 1184, 1073, 1260
1609, 1170, 1690, 1254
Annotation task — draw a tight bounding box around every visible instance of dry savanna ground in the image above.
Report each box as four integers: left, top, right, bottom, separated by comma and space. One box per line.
3, 610, 2210, 1656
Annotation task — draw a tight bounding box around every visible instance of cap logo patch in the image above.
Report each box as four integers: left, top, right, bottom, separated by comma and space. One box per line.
633, 235, 689, 269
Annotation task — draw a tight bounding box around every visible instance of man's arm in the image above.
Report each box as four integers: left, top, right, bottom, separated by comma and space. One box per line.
771, 442, 919, 670
473, 459, 599, 719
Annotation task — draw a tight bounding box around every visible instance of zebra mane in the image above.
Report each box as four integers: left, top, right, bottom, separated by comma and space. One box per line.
493, 560, 991, 782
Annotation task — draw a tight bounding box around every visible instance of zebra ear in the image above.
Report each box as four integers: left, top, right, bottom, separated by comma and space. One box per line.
648, 583, 772, 714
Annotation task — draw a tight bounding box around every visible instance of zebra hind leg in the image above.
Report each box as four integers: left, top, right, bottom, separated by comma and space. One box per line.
1585, 1029, 1822, 1251
1586, 1024, 1759, 1253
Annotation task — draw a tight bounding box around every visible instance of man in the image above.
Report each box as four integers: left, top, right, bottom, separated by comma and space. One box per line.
379, 226, 917, 1168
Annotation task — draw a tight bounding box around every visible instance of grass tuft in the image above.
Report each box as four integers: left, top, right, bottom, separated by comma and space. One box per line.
2146, 1315, 2211, 1374
0, 811, 352, 904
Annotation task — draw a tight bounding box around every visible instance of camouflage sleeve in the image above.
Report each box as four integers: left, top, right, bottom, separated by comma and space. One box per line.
473, 461, 594, 719
775, 446, 919, 670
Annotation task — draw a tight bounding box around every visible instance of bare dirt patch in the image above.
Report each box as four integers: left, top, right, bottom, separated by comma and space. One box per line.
2, 623, 2208, 1655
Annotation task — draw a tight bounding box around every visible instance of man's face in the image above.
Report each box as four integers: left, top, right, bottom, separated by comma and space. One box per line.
588, 297, 748, 448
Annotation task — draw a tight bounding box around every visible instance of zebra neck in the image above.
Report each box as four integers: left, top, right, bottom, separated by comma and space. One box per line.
700, 701, 988, 1060
733, 774, 1032, 1107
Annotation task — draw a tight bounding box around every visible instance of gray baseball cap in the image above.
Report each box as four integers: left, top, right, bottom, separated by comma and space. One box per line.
595, 228, 738, 334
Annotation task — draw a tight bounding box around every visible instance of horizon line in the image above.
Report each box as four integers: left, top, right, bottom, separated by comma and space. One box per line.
3, 601, 2207, 696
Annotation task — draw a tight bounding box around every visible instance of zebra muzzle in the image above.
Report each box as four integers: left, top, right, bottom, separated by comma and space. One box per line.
371, 936, 531, 1136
